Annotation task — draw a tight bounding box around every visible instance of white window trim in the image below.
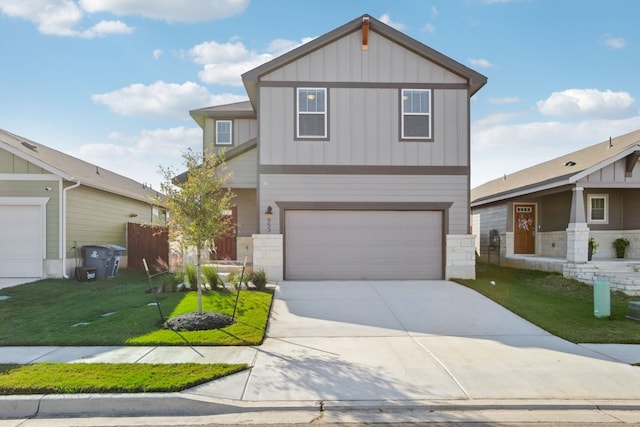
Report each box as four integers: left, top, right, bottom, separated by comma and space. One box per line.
296, 87, 327, 139
587, 194, 608, 224
401, 88, 432, 140
215, 120, 232, 146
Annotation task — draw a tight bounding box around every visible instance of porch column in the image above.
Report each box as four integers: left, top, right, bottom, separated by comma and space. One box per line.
566, 186, 589, 263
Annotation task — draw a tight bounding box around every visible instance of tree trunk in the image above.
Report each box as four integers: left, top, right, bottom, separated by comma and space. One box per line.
196, 246, 203, 314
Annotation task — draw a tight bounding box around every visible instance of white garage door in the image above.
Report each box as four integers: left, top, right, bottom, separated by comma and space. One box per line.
285, 210, 442, 280
0, 205, 44, 278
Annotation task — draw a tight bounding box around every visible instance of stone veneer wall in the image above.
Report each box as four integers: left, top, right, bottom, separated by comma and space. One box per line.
446, 234, 476, 280
252, 234, 283, 282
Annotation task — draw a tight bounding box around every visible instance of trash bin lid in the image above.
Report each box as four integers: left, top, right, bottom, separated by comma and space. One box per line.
102, 244, 126, 254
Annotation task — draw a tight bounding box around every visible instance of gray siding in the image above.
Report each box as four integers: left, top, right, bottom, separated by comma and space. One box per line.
233, 188, 258, 237
583, 158, 640, 184
259, 86, 468, 167
259, 174, 468, 235
204, 117, 257, 152
226, 148, 258, 188
263, 31, 466, 84
471, 204, 508, 256
0, 150, 47, 174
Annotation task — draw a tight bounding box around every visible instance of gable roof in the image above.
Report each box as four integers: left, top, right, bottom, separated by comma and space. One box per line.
471, 129, 640, 206
241, 14, 487, 109
0, 129, 159, 204
190, 101, 255, 129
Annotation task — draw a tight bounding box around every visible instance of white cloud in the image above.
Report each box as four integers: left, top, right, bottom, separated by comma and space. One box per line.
153, 49, 163, 59
0, 0, 132, 38
79, 0, 248, 23
92, 81, 216, 119
470, 115, 640, 187
0, 0, 246, 37
190, 37, 310, 86
378, 14, 406, 31
68, 127, 203, 190
602, 34, 625, 49
536, 88, 636, 119
469, 58, 494, 68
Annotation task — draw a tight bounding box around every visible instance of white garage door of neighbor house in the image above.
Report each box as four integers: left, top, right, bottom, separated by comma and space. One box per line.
0, 205, 44, 278
285, 210, 443, 280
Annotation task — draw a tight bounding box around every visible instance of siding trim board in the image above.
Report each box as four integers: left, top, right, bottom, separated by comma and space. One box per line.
261, 81, 468, 91
260, 165, 468, 175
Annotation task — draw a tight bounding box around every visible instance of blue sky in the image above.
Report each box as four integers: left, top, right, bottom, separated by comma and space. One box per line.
1, 0, 639, 189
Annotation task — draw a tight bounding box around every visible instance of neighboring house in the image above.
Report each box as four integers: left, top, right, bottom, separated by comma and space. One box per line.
0, 129, 166, 280
189, 14, 487, 281
471, 129, 640, 294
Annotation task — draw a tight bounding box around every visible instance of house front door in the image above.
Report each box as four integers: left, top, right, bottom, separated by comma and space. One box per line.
514, 204, 535, 254
213, 206, 237, 260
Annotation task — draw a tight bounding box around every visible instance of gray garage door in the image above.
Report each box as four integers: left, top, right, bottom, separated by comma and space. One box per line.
285, 210, 442, 280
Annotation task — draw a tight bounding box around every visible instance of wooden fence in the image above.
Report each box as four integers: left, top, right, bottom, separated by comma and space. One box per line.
126, 222, 169, 272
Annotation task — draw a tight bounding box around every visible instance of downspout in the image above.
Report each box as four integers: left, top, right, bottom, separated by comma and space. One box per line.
62, 179, 81, 278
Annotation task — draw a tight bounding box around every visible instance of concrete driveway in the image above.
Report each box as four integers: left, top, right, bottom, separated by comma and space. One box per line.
196, 280, 640, 403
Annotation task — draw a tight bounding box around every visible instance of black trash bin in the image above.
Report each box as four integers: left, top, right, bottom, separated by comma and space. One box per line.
103, 244, 126, 277
81, 245, 114, 280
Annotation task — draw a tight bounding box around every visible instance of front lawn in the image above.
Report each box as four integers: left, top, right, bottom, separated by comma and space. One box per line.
454, 264, 640, 344
0, 363, 247, 394
0, 269, 273, 346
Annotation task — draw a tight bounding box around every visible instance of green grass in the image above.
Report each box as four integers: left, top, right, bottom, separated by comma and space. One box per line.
0, 269, 273, 346
454, 264, 640, 344
0, 363, 248, 394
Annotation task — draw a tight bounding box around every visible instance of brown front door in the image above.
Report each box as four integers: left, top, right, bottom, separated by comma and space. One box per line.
213, 207, 237, 260
514, 204, 535, 254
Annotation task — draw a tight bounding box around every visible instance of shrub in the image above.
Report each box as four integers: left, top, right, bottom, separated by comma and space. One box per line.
250, 270, 268, 291
182, 264, 197, 289
201, 266, 223, 290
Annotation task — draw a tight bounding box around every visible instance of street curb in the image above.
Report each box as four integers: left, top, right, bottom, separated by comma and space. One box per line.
3, 393, 640, 419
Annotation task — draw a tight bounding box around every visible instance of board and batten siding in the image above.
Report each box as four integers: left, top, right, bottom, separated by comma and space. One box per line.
262, 30, 466, 85
580, 157, 640, 184
65, 185, 154, 254
233, 188, 258, 237
0, 178, 60, 258
203, 117, 258, 152
225, 147, 258, 188
0, 150, 48, 174
260, 87, 468, 167
259, 174, 468, 235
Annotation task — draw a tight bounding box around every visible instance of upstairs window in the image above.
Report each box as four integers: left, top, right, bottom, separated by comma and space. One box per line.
297, 88, 327, 138
216, 120, 232, 145
588, 194, 608, 223
401, 89, 432, 140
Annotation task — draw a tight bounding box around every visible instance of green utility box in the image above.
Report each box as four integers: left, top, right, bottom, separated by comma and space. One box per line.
593, 279, 611, 318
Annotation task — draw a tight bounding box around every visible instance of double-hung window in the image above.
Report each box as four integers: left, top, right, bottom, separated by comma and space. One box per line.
401, 89, 432, 140
297, 88, 327, 139
216, 120, 232, 146
587, 194, 608, 223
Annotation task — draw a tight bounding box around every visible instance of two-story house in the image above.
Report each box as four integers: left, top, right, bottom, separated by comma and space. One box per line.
190, 14, 487, 281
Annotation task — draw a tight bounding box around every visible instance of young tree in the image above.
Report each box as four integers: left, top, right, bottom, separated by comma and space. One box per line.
159, 148, 235, 314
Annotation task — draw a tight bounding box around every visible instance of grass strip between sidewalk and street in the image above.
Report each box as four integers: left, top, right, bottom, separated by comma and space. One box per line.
454, 263, 640, 344
0, 363, 248, 394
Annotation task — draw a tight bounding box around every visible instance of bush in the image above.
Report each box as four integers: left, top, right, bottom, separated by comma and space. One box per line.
201, 266, 223, 289
157, 272, 181, 292
250, 270, 268, 291
181, 265, 197, 290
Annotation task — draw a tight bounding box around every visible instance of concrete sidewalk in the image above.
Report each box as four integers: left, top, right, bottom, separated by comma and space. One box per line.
2, 280, 640, 423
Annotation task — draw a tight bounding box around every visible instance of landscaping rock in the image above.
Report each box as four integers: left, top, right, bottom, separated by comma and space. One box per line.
165, 312, 234, 331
